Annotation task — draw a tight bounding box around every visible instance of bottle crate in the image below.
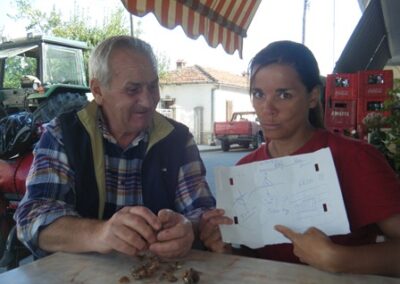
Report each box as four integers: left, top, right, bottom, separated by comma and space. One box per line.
325, 73, 358, 101
357, 70, 393, 99
324, 99, 357, 127
356, 96, 390, 126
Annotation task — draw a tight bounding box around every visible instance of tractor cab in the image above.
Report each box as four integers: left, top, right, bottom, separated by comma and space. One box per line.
0, 35, 90, 122
0, 36, 91, 269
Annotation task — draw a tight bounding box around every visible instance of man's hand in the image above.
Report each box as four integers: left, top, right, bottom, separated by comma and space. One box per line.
149, 209, 194, 258
275, 225, 340, 272
96, 206, 162, 256
199, 209, 233, 253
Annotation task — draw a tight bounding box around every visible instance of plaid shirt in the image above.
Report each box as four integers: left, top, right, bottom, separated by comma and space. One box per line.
14, 113, 215, 257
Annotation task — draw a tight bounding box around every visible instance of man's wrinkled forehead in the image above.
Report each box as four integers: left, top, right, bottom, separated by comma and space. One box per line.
111, 45, 154, 62
110, 48, 157, 76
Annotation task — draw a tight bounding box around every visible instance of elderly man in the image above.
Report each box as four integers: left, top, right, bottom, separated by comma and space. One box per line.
15, 35, 215, 259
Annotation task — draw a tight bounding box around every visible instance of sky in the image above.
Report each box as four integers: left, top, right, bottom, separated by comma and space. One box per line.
0, 0, 362, 76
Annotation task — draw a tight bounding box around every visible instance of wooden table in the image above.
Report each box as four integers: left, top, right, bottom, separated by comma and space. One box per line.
0, 249, 398, 283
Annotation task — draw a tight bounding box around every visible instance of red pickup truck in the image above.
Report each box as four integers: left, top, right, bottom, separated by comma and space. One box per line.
214, 111, 263, 151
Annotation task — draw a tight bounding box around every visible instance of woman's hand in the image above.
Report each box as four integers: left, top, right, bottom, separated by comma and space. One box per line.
275, 225, 341, 272
199, 209, 233, 253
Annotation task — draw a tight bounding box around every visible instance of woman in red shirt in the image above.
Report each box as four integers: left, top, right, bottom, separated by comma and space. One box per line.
200, 40, 400, 276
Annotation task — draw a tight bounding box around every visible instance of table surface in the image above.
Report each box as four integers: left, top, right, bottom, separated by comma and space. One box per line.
0, 249, 398, 284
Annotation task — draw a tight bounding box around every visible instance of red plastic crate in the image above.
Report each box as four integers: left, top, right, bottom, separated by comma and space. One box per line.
357, 70, 393, 99
356, 96, 390, 126
325, 73, 358, 101
324, 99, 357, 127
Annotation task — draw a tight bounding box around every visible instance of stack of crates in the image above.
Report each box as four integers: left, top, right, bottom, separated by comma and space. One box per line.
356, 70, 393, 140
324, 70, 393, 139
324, 73, 358, 135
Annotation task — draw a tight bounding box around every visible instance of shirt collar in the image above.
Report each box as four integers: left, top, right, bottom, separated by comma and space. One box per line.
97, 108, 148, 148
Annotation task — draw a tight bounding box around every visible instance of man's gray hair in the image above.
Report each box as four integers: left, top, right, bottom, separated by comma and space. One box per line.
89, 35, 158, 87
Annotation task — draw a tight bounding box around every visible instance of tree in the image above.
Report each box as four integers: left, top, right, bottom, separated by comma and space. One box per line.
363, 79, 400, 175
156, 51, 171, 78
8, 0, 170, 76
3, 56, 36, 89
9, 0, 131, 46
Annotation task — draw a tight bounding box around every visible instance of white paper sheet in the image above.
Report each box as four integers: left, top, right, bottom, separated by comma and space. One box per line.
215, 148, 350, 248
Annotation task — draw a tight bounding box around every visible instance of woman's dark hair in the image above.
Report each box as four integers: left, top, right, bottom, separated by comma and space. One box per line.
249, 40, 324, 128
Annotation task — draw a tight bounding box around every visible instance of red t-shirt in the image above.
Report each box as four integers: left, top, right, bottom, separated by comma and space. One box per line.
236, 129, 400, 264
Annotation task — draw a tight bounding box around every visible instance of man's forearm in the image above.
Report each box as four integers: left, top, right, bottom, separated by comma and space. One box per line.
38, 216, 106, 254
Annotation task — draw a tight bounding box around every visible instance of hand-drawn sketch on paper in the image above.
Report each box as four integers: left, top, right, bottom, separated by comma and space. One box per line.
215, 148, 350, 248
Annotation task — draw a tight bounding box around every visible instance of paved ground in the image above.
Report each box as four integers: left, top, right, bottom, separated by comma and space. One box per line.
197, 144, 220, 152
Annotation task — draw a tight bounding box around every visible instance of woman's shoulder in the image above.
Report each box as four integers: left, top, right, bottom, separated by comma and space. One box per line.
237, 144, 268, 165
316, 129, 372, 152
318, 129, 392, 169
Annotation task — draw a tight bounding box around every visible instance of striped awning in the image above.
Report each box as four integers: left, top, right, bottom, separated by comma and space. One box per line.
121, 0, 261, 58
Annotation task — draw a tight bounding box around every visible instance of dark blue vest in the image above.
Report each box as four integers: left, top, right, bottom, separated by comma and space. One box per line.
59, 109, 193, 219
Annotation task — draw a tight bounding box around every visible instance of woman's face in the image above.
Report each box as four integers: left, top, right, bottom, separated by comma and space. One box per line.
250, 63, 318, 142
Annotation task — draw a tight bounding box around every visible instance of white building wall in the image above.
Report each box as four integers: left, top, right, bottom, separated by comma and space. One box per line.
160, 84, 212, 142
159, 83, 251, 144
213, 88, 253, 122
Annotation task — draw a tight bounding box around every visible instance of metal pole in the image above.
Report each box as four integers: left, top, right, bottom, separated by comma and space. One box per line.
302, 0, 309, 44
130, 14, 134, 36
332, 0, 336, 69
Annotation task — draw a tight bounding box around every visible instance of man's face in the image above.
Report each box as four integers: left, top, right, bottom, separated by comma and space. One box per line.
91, 48, 160, 143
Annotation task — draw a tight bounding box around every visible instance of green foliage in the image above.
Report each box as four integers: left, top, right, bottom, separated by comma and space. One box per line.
9, 0, 62, 35
3, 56, 36, 88
156, 51, 171, 79
51, 7, 130, 49
364, 79, 400, 174
383, 81, 400, 173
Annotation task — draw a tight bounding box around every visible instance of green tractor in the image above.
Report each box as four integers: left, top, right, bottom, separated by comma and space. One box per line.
0, 34, 90, 122
0, 35, 90, 269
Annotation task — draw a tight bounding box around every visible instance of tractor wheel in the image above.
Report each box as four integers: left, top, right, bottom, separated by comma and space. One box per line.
0, 222, 5, 263
253, 132, 264, 149
0, 199, 12, 263
33, 92, 88, 124
0, 206, 31, 270
0, 106, 6, 120
241, 142, 250, 149
221, 140, 230, 152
